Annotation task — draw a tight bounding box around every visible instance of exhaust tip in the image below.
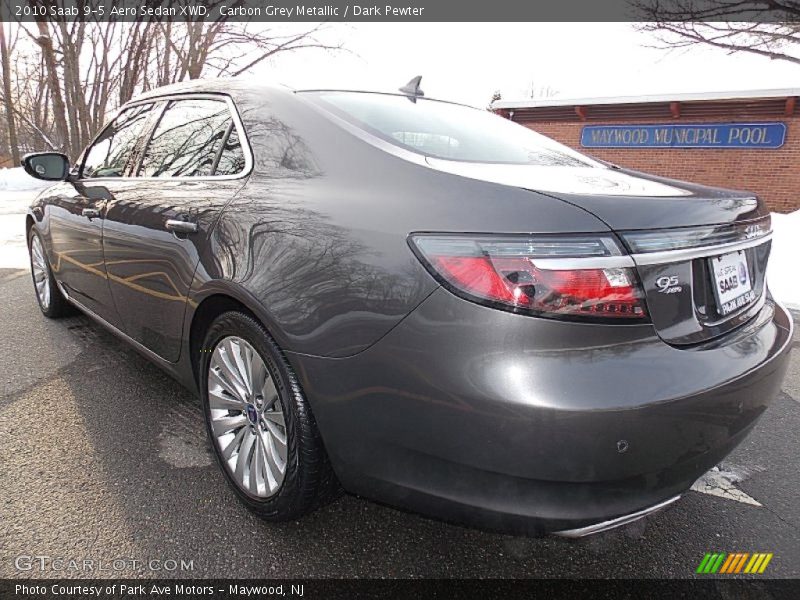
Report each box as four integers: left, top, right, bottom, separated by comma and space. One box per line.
552, 495, 681, 539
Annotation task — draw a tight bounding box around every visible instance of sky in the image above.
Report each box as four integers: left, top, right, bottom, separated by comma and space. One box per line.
253, 22, 799, 107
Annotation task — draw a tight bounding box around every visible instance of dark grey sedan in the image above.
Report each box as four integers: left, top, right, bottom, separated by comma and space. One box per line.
23, 78, 792, 536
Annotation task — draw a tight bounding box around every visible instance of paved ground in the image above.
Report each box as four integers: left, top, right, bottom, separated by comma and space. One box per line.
0, 267, 798, 579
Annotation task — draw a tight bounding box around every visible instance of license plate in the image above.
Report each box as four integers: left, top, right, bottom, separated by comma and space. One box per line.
709, 250, 755, 316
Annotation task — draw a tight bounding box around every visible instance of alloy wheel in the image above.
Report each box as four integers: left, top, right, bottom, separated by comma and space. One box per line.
207, 336, 288, 498
30, 235, 50, 309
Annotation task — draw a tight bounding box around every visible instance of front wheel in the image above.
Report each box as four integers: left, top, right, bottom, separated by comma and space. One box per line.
28, 229, 71, 318
199, 311, 340, 520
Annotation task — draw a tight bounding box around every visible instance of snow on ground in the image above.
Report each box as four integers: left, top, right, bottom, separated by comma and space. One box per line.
0, 166, 52, 192
0, 168, 53, 269
0, 166, 798, 308
767, 210, 800, 310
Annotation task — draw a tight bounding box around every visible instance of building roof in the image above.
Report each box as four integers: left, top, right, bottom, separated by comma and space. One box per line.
492, 88, 800, 110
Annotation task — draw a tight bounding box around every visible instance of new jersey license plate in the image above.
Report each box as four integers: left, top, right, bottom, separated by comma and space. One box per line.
709, 250, 755, 316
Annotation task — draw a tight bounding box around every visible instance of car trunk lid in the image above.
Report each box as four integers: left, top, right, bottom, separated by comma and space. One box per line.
534, 169, 773, 346
618, 220, 772, 345
424, 159, 773, 345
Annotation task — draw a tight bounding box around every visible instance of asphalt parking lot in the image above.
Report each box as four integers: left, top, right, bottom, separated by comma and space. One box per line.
1, 266, 799, 579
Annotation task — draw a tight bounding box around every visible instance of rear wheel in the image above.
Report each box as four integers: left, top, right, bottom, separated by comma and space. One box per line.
200, 311, 340, 520
28, 229, 71, 318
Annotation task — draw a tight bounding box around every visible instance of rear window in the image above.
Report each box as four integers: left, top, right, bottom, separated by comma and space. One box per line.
139, 98, 244, 178
304, 91, 600, 167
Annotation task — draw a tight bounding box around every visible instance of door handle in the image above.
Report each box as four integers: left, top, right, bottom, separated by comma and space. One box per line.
81, 208, 101, 219
165, 219, 198, 234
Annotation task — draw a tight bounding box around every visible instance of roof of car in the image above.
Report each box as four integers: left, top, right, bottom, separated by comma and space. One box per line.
127, 78, 478, 112
131, 77, 291, 102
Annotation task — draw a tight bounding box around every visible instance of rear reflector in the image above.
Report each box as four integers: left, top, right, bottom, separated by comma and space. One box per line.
410, 234, 647, 321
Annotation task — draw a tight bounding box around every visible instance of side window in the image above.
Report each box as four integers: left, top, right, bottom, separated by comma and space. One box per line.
214, 126, 246, 176
82, 103, 154, 178
139, 99, 243, 177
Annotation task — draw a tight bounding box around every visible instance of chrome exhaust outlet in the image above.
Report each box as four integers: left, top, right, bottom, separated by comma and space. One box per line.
553, 495, 681, 538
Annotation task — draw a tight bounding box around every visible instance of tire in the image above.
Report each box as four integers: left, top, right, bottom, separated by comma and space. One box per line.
28, 228, 72, 318
200, 310, 341, 520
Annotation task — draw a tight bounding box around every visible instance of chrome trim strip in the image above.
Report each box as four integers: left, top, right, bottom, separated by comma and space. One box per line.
553, 495, 681, 538
80, 93, 253, 182
630, 234, 772, 266
533, 256, 635, 270
298, 94, 430, 168
55, 280, 69, 298
773, 295, 796, 339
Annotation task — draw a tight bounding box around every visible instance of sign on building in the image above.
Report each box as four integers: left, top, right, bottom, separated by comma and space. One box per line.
581, 122, 786, 149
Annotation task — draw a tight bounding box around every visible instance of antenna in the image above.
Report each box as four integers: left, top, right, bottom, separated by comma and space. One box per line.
399, 76, 424, 102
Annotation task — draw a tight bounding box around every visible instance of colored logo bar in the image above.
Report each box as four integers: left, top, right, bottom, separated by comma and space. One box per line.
696, 552, 773, 574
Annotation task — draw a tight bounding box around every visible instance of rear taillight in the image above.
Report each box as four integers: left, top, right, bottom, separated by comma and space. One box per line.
409, 234, 647, 321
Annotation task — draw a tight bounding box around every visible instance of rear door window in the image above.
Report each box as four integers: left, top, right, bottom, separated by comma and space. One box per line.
82, 103, 155, 178
138, 98, 245, 177
213, 126, 246, 176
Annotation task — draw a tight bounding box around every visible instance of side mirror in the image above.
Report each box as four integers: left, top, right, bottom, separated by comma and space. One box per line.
21, 152, 70, 181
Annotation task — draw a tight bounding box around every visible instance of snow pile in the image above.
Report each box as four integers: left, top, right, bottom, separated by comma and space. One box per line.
768, 210, 800, 311
0, 167, 52, 192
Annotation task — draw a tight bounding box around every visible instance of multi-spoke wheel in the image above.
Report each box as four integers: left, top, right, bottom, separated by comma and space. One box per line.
28, 228, 70, 318
30, 234, 50, 309
208, 336, 288, 498
200, 311, 340, 520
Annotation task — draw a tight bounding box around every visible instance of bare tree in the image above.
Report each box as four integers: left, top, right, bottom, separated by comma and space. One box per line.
523, 80, 559, 100
2, 2, 343, 160
632, 1, 800, 67
31, 20, 73, 155
487, 90, 502, 109
0, 22, 20, 164
153, 20, 340, 85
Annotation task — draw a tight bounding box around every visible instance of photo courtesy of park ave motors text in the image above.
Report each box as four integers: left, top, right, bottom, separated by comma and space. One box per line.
1, 0, 800, 590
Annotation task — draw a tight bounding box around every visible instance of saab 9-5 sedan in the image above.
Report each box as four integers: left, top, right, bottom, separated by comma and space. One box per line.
23, 78, 792, 536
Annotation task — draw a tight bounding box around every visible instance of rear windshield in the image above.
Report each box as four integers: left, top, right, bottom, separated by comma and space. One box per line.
303, 91, 601, 167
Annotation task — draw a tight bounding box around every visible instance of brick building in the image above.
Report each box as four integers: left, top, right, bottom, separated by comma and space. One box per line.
493, 89, 799, 213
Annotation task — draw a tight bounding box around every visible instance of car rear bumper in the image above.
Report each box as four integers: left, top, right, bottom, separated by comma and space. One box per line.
553, 495, 683, 538
289, 288, 793, 535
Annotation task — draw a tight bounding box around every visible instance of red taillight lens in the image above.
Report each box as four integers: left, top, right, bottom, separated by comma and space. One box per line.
411, 234, 647, 321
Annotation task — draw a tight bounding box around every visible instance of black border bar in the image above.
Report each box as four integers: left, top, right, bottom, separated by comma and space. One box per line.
2, 579, 800, 600
1, 0, 799, 22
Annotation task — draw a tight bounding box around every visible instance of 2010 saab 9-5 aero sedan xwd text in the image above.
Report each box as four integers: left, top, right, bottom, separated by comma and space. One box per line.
23, 78, 792, 536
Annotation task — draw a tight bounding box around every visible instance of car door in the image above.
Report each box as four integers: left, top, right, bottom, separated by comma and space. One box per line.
100, 95, 250, 362
47, 102, 158, 326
